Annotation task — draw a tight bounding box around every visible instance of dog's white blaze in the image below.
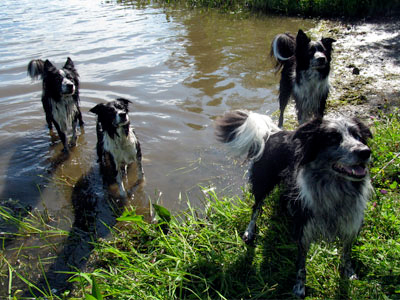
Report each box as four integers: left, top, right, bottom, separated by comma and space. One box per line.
227, 111, 280, 161
50, 96, 77, 133
102, 127, 139, 169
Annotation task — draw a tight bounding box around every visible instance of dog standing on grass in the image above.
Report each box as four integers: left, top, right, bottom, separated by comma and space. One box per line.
271, 29, 336, 127
90, 98, 144, 197
27, 57, 84, 152
215, 110, 373, 298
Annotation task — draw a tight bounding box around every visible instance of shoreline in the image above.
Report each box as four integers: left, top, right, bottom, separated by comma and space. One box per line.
311, 19, 400, 121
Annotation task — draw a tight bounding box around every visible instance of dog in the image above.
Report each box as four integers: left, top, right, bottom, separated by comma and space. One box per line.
215, 110, 372, 298
27, 57, 84, 152
271, 29, 336, 127
89, 98, 144, 197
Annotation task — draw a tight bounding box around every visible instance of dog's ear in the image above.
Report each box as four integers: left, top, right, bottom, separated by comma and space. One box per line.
44, 60, 55, 73
89, 103, 105, 115
292, 118, 323, 166
352, 117, 373, 141
296, 29, 311, 45
321, 37, 336, 52
63, 57, 75, 69
116, 98, 132, 110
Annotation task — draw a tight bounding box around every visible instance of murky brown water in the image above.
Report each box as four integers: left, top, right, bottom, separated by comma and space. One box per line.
0, 0, 313, 215
0, 0, 313, 294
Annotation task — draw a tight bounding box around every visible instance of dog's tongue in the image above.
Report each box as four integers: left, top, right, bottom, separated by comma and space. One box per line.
344, 165, 366, 177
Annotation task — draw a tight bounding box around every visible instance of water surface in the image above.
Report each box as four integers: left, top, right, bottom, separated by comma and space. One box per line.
0, 0, 313, 216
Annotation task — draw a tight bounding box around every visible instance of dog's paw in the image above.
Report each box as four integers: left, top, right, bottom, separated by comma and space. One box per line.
242, 230, 255, 245
292, 281, 306, 299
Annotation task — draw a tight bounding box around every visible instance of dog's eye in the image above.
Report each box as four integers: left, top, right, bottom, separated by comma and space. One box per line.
326, 132, 342, 145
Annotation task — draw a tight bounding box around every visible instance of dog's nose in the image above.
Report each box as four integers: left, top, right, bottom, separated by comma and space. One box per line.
119, 112, 127, 121
355, 148, 371, 160
316, 56, 326, 65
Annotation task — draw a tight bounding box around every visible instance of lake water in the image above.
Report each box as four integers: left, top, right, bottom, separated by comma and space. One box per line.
0, 0, 313, 294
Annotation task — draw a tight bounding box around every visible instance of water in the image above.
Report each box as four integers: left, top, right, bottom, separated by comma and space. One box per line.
0, 0, 313, 293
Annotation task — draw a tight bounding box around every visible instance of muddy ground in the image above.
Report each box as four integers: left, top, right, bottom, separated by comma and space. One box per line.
311, 18, 400, 122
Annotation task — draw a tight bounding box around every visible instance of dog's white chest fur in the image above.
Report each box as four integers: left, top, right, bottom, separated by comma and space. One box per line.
296, 169, 372, 243
50, 96, 77, 132
102, 127, 138, 169
293, 69, 330, 122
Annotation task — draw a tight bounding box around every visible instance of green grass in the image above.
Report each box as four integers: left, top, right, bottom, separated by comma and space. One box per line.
1, 110, 399, 299
163, 0, 400, 17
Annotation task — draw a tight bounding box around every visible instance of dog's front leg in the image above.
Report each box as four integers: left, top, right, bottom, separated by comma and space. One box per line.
293, 240, 308, 298
116, 169, 127, 197
340, 240, 358, 280
70, 114, 78, 147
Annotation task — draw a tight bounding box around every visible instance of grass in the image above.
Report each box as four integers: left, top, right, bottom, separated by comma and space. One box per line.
1, 109, 399, 299
162, 0, 400, 17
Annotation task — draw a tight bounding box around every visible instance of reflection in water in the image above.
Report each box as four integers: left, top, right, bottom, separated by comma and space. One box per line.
0, 0, 314, 295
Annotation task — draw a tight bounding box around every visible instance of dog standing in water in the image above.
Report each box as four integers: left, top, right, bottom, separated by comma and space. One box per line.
27, 57, 84, 152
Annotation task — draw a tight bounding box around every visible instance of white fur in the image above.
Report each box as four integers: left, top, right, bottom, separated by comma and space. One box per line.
103, 127, 139, 169
50, 96, 78, 134
226, 111, 280, 161
293, 70, 330, 124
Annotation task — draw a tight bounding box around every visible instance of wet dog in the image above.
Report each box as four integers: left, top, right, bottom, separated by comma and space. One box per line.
27, 57, 84, 152
215, 110, 372, 298
90, 98, 144, 197
271, 29, 336, 127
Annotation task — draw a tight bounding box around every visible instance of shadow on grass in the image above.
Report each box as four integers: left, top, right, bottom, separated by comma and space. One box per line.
24, 164, 147, 297
181, 192, 300, 299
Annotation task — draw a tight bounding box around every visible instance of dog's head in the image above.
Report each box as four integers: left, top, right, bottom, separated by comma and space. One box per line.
89, 98, 132, 137
295, 29, 336, 72
43, 58, 78, 97
293, 117, 372, 181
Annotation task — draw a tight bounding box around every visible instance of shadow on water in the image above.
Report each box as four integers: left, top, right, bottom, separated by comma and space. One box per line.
0, 133, 71, 237
27, 163, 147, 297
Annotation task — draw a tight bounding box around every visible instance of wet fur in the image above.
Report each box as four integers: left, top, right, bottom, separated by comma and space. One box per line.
271, 30, 336, 127
90, 98, 144, 197
215, 110, 373, 298
27, 57, 84, 152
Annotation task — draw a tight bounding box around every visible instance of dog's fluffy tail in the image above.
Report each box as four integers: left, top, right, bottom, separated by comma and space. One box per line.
27, 59, 45, 80
215, 110, 280, 161
270, 33, 296, 71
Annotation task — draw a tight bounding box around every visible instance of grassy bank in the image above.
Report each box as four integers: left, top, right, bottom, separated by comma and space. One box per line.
165, 0, 400, 17
1, 109, 399, 299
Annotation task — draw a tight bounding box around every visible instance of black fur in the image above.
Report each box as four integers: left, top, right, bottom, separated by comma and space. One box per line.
27, 57, 84, 152
271, 29, 336, 127
215, 110, 372, 298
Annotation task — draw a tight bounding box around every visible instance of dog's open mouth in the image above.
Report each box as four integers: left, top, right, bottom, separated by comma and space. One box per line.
333, 163, 368, 179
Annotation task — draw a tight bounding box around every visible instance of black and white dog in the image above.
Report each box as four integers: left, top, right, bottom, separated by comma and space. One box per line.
271, 29, 336, 127
215, 110, 372, 298
27, 57, 84, 152
89, 98, 144, 197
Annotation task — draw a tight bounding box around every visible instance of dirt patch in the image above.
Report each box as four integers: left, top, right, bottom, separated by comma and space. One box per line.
310, 19, 400, 122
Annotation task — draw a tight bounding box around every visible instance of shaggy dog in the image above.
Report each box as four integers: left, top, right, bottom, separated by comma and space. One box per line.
27, 57, 84, 152
90, 98, 144, 197
271, 29, 336, 127
215, 110, 372, 298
